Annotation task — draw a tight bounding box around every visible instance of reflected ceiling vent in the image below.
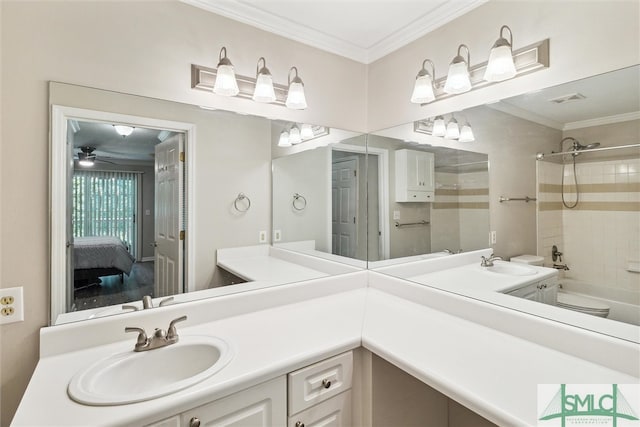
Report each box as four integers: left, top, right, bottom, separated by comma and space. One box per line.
548, 93, 586, 104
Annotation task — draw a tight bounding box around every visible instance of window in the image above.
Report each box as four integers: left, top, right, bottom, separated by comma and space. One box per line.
72, 170, 139, 258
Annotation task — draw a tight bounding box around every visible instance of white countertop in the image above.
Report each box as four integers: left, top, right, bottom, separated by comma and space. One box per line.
13, 271, 640, 426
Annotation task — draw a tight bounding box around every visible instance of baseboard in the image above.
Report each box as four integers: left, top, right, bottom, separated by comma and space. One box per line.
140, 256, 154, 263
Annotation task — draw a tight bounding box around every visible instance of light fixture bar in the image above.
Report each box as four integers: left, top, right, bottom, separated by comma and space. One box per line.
191, 64, 288, 106
421, 39, 549, 105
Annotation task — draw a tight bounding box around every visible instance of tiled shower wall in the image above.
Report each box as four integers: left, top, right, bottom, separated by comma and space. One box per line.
431, 171, 490, 253
537, 158, 640, 305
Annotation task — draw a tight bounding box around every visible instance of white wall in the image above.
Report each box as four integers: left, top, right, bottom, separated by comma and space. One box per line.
0, 2, 366, 423
367, 0, 640, 131
273, 147, 331, 251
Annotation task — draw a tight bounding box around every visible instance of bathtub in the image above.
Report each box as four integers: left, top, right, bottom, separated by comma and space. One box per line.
559, 279, 640, 326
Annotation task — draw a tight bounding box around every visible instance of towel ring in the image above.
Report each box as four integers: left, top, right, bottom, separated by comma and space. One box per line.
293, 193, 307, 211
234, 193, 251, 212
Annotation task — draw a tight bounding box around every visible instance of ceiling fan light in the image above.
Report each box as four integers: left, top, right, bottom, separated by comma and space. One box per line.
484, 26, 517, 82
432, 116, 446, 137
286, 67, 307, 110
253, 57, 277, 103
300, 123, 314, 139
278, 130, 291, 147
410, 59, 436, 104
458, 124, 475, 142
113, 125, 134, 137
78, 159, 94, 167
213, 47, 240, 97
444, 45, 471, 94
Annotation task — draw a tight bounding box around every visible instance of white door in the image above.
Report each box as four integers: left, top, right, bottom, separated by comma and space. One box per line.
66, 129, 75, 311
154, 134, 184, 297
332, 158, 358, 258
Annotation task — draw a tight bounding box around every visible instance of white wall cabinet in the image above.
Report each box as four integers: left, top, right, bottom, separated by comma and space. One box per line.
395, 149, 434, 202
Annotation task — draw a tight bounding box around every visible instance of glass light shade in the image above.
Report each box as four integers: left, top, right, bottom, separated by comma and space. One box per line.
278, 131, 291, 147
78, 159, 94, 167
432, 116, 446, 137
300, 123, 314, 139
458, 124, 475, 142
444, 61, 471, 94
252, 73, 276, 103
213, 64, 240, 96
113, 125, 134, 136
484, 45, 516, 82
289, 126, 302, 144
410, 74, 435, 104
445, 119, 460, 139
286, 82, 307, 110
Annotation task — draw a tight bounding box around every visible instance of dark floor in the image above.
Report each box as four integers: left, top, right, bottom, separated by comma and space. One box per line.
73, 261, 154, 311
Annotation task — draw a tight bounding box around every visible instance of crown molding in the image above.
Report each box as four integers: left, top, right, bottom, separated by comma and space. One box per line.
180, 0, 486, 64
563, 111, 640, 131
486, 102, 564, 130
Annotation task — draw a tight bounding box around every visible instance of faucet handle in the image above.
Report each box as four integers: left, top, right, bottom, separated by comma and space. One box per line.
125, 327, 148, 347
167, 315, 187, 340
159, 297, 175, 307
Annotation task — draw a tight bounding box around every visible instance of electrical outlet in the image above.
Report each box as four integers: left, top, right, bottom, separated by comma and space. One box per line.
490, 231, 497, 245
0, 286, 24, 325
274, 229, 282, 242
259, 230, 267, 244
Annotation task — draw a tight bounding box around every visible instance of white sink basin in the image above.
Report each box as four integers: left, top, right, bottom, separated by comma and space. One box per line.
68, 335, 233, 406
483, 261, 538, 276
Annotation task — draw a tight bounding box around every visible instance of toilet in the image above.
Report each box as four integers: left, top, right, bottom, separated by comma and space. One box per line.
556, 292, 610, 318
511, 254, 610, 318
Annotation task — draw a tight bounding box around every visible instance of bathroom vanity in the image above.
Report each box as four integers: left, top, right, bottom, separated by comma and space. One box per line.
12, 259, 638, 426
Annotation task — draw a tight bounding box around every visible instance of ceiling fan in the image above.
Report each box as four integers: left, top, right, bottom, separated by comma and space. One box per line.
77, 146, 116, 167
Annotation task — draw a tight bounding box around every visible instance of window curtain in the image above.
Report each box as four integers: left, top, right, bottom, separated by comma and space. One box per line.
73, 170, 139, 258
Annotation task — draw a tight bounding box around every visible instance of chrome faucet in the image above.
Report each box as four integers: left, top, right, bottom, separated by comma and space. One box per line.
125, 315, 187, 352
553, 263, 570, 271
480, 254, 502, 267
122, 296, 175, 312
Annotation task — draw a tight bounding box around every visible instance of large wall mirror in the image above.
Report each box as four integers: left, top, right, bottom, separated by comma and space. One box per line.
368, 65, 640, 343
49, 82, 365, 325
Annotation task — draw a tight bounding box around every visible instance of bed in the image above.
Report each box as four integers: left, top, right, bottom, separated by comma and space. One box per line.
73, 236, 136, 287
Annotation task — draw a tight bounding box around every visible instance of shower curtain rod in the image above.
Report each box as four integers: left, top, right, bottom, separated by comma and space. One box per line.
536, 143, 640, 160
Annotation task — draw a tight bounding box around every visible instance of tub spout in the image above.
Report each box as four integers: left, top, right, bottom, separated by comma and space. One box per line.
553, 263, 570, 271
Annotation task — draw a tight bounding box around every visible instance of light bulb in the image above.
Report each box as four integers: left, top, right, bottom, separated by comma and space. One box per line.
445, 118, 460, 139
458, 124, 475, 142
444, 45, 471, 94
432, 116, 446, 137
252, 57, 276, 103
410, 59, 436, 104
286, 67, 307, 110
300, 123, 314, 139
484, 25, 517, 82
289, 125, 302, 144
213, 47, 239, 96
278, 131, 291, 147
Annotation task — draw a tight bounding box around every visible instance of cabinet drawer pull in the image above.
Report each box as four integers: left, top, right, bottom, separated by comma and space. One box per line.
295, 422, 305, 427
190, 417, 201, 427
322, 379, 332, 389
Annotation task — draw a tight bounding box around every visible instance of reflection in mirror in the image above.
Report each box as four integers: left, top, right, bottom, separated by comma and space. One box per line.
369, 65, 639, 343
50, 82, 363, 325
272, 124, 368, 267
366, 132, 489, 268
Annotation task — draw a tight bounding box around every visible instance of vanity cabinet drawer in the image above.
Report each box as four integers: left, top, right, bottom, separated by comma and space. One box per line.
146, 415, 180, 427
288, 390, 352, 427
288, 351, 353, 415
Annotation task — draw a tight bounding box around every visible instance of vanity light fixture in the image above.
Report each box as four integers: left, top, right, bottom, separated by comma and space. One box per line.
289, 124, 302, 144
252, 57, 276, 103
285, 67, 307, 110
432, 116, 446, 137
113, 125, 134, 137
213, 47, 240, 97
444, 44, 472, 94
445, 115, 460, 139
300, 123, 314, 139
278, 130, 291, 147
484, 25, 517, 82
410, 59, 436, 104
458, 121, 475, 142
